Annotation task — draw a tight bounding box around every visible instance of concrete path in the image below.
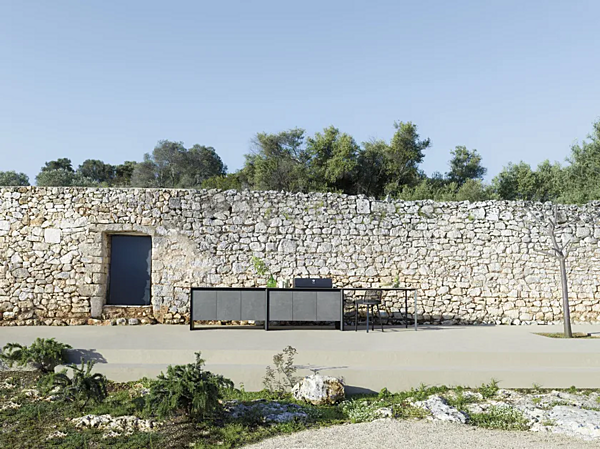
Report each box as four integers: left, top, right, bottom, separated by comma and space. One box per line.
1, 323, 600, 390
245, 419, 599, 449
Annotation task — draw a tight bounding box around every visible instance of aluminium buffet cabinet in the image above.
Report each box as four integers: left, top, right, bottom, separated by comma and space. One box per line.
190, 287, 344, 330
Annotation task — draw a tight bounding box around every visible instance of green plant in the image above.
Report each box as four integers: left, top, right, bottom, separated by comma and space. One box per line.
267, 275, 277, 288
445, 390, 480, 410
252, 256, 268, 277
532, 383, 543, 392
52, 360, 108, 409
378, 387, 392, 400
469, 405, 529, 431
148, 352, 233, 422
263, 346, 299, 394
478, 379, 499, 399
339, 399, 384, 423
252, 256, 277, 287
0, 338, 72, 374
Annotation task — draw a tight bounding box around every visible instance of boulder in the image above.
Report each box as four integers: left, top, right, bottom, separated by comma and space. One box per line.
292, 374, 345, 405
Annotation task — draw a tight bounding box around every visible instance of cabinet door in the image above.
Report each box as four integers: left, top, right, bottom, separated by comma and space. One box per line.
293, 291, 317, 321
216, 290, 241, 320
317, 291, 341, 321
269, 291, 293, 320
192, 290, 217, 321
241, 290, 266, 320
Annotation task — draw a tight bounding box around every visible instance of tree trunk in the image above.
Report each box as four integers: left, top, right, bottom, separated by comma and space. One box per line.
559, 257, 573, 338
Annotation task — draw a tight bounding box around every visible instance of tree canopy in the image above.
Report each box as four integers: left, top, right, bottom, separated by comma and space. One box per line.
5, 118, 600, 204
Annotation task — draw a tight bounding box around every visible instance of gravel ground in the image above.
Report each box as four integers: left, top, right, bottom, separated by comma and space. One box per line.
245, 419, 599, 449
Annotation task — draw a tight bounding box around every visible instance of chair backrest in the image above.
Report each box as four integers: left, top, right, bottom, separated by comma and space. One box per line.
364, 289, 382, 302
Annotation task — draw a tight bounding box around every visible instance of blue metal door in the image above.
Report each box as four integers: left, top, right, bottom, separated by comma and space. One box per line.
108, 235, 151, 305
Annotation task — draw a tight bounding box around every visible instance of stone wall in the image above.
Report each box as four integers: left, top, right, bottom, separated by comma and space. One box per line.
1, 186, 600, 326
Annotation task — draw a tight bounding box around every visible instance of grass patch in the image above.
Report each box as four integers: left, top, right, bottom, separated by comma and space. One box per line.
468, 406, 529, 431
535, 332, 598, 339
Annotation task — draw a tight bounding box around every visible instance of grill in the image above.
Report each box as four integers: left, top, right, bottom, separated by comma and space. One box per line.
293, 278, 333, 289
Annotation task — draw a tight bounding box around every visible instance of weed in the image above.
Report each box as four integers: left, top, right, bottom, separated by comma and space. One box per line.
263, 346, 299, 395
252, 256, 268, 277
532, 383, 543, 392
478, 379, 500, 399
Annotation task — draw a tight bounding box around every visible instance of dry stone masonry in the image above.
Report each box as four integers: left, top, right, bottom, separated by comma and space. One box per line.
1, 186, 600, 326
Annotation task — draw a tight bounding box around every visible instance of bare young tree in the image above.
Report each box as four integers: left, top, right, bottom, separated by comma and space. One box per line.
528, 205, 575, 338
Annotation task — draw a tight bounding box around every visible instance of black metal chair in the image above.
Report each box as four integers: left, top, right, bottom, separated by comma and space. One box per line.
354, 289, 384, 332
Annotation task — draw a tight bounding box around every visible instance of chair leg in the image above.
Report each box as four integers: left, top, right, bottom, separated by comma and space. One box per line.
371, 305, 375, 331
354, 302, 358, 332
378, 305, 383, 332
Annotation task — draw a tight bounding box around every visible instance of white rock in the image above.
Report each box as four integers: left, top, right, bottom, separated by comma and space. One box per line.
414, 395, 467, 424
292, 374, 345, 405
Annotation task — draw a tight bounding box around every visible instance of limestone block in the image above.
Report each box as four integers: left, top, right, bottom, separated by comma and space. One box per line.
44, 228, 62, 244
90, 297, 104, 318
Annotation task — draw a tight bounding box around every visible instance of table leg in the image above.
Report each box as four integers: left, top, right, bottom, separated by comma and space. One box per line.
404, 290, 408, 329
366, 304, 369, 333
414, 290, 418, 331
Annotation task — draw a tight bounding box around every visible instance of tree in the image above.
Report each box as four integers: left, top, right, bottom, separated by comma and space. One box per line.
0, 171, 29, 186
356, 139, 388, 198
447, 146, 487, 186
242, 129, 308, 192
179, 145, 226, 187
40, 158, 74, 172
493, 162, 537, 201
383, 121, 431, 194
529, 205, 575, 338
77, 160, 115, 185
36, 168, 77, 186
36, 158, 77, 187
493, 161, 564, 202
305, 126, 360, 193
113, 161, 137, 186
202, 173, 244, 190
560, 120, 600, 203
130, 140, 227, 189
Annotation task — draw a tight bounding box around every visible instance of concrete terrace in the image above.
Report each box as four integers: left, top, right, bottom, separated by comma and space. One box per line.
2, 324, 600, 392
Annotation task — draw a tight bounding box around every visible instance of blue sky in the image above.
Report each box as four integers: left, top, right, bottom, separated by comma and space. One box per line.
1, 0, 599, 184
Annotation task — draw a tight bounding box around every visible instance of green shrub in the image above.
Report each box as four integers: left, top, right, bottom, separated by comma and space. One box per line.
0, 338, 72, 374
52, 360, 108, 409
478, 379, 500, 399
263, 346, 299, 395
147, 352, 234, 422
469, 405, 529, 431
